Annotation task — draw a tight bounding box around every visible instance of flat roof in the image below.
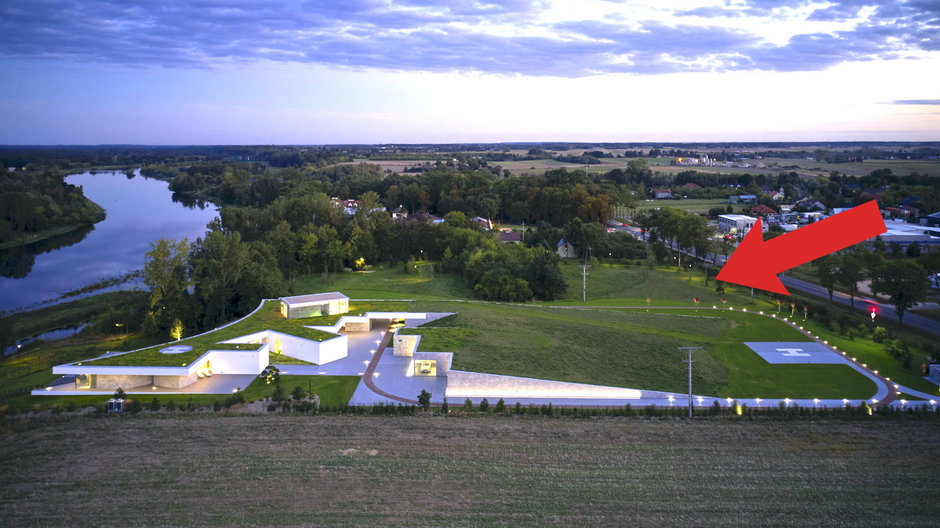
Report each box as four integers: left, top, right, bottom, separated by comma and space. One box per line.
719, 214, 757, 221
279, 292, 349, 306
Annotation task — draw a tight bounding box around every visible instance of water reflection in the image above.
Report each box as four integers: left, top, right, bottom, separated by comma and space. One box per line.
0, 171, 218, 311
0, 225, 95, 279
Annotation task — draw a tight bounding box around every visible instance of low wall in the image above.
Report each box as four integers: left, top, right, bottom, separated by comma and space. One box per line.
394, 334, 419, 358
96, 374, 152, 390
154, 372, 198, 389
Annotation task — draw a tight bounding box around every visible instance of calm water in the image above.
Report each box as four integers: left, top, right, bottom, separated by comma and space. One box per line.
0, 171, 218, 312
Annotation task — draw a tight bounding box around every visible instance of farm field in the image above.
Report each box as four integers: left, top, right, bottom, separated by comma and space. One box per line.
1, 414, 937, 527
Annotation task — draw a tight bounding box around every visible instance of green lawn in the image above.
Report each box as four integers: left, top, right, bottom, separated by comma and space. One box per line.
402, 301, 876, 399
293, 264, 473, 300
80, 300, 374, 367
554, 262, 772, 308
632, 198, 730, 214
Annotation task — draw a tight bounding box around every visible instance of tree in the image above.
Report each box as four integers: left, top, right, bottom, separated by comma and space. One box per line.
417, 389, 431, 411
870, 261, 929, 327
188, 231, 251, 326
837, 253, 865, 307
525, 250, 566, 300
143, 238, 191, 334
813, 255, 840, 303
169, 318, 184, 341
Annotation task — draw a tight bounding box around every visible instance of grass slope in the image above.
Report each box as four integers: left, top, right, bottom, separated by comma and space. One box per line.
404, 302, 874, 398
1, 415, 937, 527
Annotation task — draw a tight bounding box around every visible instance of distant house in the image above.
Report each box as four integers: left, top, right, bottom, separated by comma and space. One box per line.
499, 231, 522, 244
921, 212, 940, 227
795, 198, 825, 211
731, 194, 758, 205
472, 217, 493, 230
768, 191, 784, 201
652, 188, 673, 199
749, 204, 775, 216
681, 182, 701, 189
556, 239, 576, 258
390, 205, 408, 221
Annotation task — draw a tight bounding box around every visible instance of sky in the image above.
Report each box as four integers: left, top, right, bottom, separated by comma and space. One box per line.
1, 0, 938, 144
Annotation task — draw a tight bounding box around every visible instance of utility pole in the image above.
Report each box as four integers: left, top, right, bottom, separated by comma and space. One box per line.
678, 347, 703, 418
579, 246, 592, 302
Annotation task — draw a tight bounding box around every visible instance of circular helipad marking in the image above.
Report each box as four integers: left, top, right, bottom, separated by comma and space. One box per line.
160, 345, 193, 354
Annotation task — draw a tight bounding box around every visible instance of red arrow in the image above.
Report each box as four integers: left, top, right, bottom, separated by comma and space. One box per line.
716, 200, 886, 295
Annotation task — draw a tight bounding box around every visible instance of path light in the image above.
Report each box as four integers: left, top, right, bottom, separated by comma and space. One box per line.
369, 349, 376, 354
713, 305, 717, 309
375, 340, 381, 345
886, 377, 891, 381
823, 340, 828, 345
894, 384, 900, 389
697, 396, 704, 405
759, 311, 763, 315
813, 398, 820, 406
784, 398, 791, 406
357, 372, 364, 375
742, 308, 747, 312
373, 372, 380, 377
755, 398, 762, 407
726, 397, 733, 406
852, 357, 857, 361
862, 363, 867, 368
901, 399, 908, 405
872, 399, 878, 404
930, 400, 937, 406
874, 370, 878, 374
842, 399, 849, 405
668, 395, 675, 405
45, 387, 52, 391
363, 360, 370, 366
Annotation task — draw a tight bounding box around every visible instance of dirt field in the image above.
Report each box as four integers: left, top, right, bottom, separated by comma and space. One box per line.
2, 414, 937, 527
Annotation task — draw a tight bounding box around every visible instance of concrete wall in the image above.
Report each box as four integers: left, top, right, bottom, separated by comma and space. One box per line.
96, 374, 152, 390
154, 372, 199, 389
344, 320, 371, 332
206, 345, 269, 375
394, 334, 419, 358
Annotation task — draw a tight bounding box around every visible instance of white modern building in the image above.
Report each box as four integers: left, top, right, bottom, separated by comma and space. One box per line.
717, 214, 766, 237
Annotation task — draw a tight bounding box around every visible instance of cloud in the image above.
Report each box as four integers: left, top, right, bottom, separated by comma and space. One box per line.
0, 0, 937, 77
890, 100, 940, 105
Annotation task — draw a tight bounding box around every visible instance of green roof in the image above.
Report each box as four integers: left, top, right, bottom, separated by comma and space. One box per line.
81, 300, 342, 367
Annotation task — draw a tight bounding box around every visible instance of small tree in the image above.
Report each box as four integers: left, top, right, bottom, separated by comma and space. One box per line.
463, 398, 473, 412
494, 398, 506, 414
113, 388, 126, 400
169, 318, 184, 341
127, 399, 142, 413
479, 398, 490, 412
872, 327, 888, 343
440, 397, 449, 415
292, 385, 306, 401
417, 389, 432, 411
149, 397, 161, 412
271, 384, 286, 402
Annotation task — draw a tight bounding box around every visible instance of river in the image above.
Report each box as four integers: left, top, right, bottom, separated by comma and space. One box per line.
0, 170, 218, 312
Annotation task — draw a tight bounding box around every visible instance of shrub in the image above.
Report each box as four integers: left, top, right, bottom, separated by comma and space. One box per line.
267, 403, 278, 412
271, 384, 286, 402
479, 398, 489, 412
494, 398, 506, 414
165, 399, 177, 411
149, 397, 161, 412
113, 388, 126, 400
463, 398, 473, 412
127, 399, 142, 413
873, 326, 888, 343
440, 398, 449, 415
213, 400, 222, 412
417, 389, 431, 411
292, 386, 306, 401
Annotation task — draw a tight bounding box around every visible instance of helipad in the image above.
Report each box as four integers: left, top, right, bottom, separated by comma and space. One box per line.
744, 342, 844, 364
